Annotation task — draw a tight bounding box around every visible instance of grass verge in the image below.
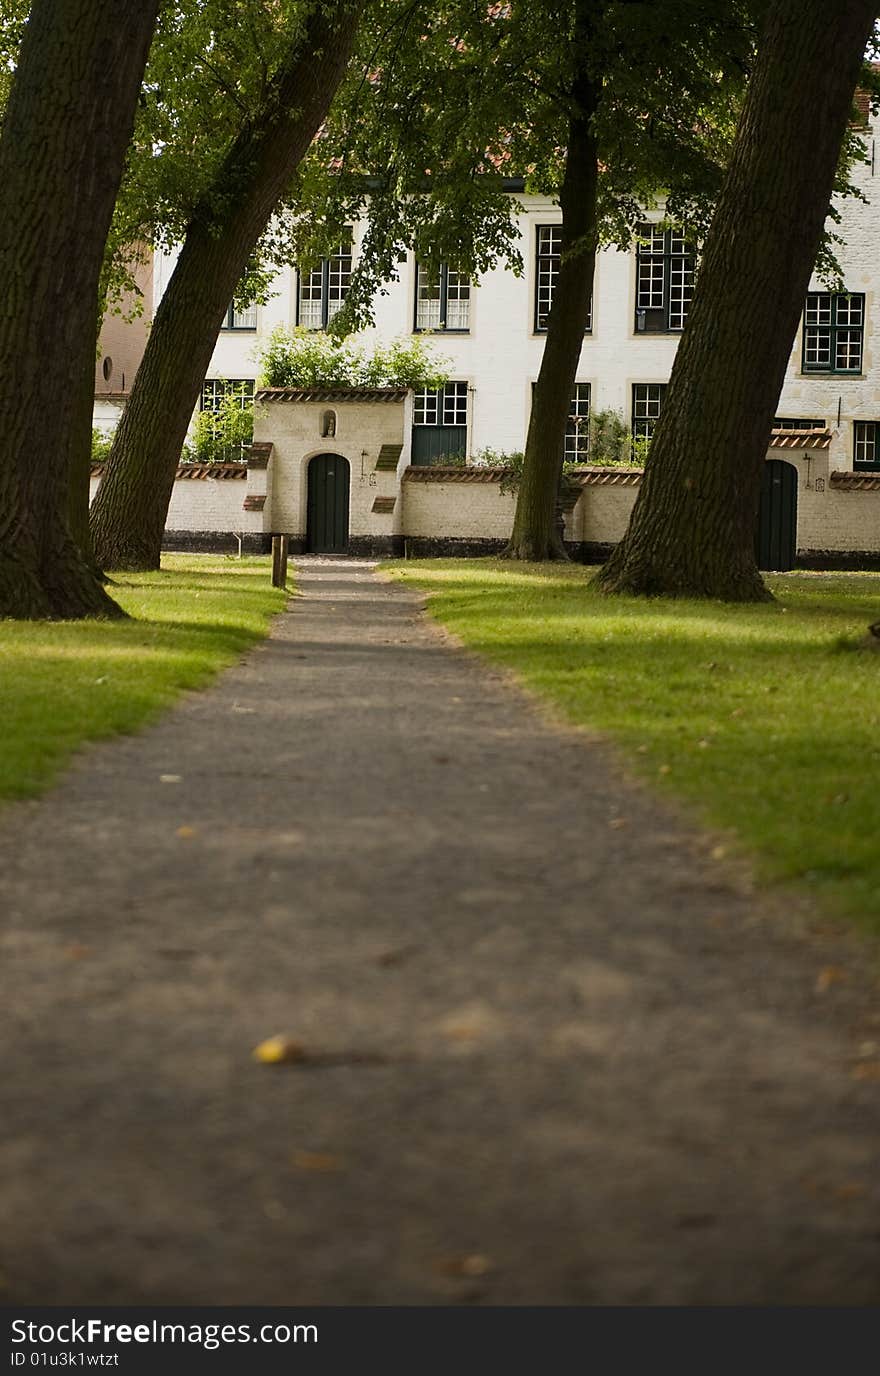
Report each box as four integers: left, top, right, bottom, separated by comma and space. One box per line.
0, 554, 285, 802
386, 559, 880, 931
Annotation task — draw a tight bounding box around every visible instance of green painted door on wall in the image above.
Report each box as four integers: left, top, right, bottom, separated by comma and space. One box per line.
755, 459, 797, 571
307, 453, 350, 553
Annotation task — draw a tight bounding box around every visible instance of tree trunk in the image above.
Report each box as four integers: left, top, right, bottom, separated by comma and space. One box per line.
0, 0, 158, 618
90, 3, 360, 572
595, 0, 877, 601
504, 0, 601, 562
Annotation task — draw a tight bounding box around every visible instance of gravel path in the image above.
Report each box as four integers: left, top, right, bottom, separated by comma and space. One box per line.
1, 557, 878, 1305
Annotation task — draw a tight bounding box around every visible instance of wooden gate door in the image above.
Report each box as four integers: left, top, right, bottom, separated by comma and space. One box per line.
307, 453, 350, 553
755, 459, 797, 572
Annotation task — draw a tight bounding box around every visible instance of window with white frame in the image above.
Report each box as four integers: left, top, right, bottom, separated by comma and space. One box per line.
854, 421, 880, 471
200, 378, 255, 411
635, 225, 694, 332
565, 384, 591, 461
802, 292, 864, 373
221, 301, 257, 330
535, 224, 592, 333
199, 379, 255, 458
415, 262, 470, 331
297, 233, 353, 329
411, 380, 468, 464
631, 383, 667, 444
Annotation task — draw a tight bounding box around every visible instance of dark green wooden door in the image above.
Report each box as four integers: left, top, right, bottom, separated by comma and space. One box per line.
755, 459, 797, 571
307, 453, 350, 553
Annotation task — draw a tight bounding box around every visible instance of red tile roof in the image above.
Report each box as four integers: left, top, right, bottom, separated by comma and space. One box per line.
769, 428, 832, 450
829, 472, 880, 492
255, 388, 409, 403
90, 462, 247, 481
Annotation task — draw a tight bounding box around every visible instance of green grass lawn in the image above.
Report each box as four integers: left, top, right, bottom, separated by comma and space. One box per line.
387, 559, 880, 930
0, 555, 285, 802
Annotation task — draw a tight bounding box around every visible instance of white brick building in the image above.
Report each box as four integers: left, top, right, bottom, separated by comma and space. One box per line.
100, 101, 880, 565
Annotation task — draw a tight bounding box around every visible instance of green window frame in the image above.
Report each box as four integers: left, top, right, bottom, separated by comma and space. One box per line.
802, 292, 864, 373
414, 262, 470, 332
221, 302, 257, 331
854, 421, 880, 472
635, 225, 695, 333
296, 232, 353, 330
535, 224, 592, 334
631, 382, 667, 446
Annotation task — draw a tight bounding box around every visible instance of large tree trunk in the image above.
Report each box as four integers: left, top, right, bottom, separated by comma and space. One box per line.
0, 0, 158, 618
595, 0, 877, 601
504, 0, 600, 562
90, 3, 360, 573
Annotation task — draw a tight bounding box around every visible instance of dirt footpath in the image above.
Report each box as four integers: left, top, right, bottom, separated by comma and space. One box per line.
1, 557, 878, 1305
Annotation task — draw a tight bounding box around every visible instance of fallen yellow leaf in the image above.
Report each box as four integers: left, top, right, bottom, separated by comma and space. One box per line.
176, 825, 197, 839
851, 1061, 880, 1082
433, 1254, 494, 1278
815, 966, 847, 994
253, 1036, 307, 1065
291, 1151, 344, 1173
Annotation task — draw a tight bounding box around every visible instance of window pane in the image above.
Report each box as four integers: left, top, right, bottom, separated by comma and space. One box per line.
835, 330, 862, 370
854, 422, 877, 467
442, 381, 468, 426
536, 225, 561, 330
632, 383, 666, 439
416, 264, 442, 329
327, 241, 352, 304
564, 383, 591, 460
413, 388, 439, 426
229, 303, 257, 329
805, 293, 831, 326
803, 327, 831, 368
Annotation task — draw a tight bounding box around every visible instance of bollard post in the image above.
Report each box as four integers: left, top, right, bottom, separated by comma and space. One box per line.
271, 534, 290, 589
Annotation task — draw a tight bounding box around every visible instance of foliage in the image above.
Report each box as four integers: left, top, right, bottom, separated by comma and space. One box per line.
587, 408, 635, 467
388, 559, 880, 931
184, 390, 254, 464
91, 428, 114, 464
0, 556, 284, 803
257, 326, 449, 390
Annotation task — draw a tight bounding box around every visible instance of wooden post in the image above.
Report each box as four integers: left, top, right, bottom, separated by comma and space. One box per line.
271, 534, 289, 589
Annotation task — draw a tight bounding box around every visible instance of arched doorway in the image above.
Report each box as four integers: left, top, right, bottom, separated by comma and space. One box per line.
755, 459, 797, 572
307, 453, 350, 553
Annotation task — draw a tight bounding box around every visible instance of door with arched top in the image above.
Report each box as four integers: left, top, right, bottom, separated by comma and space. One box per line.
307, 454, 350, 553
755, 460, 797, 571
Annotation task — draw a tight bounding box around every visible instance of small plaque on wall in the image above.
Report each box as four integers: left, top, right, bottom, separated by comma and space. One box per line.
372, 496, 396, 513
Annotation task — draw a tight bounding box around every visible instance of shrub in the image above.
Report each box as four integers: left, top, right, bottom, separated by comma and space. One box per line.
91, 427, 113, 463
587, 407, 636, 467
258, 326, 449, 391
184, 389, 254, 464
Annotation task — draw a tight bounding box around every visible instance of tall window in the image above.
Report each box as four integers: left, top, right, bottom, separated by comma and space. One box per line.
415, 263, 470, 331
535, 224, 592, 333
635, 225, 695, 332
564, 384, 591, 461
854, 421, 880, 471
297, 233, 353, 329
199, 379, 255, 459
632, 383, 667, 444
802, 292, 864, 373
411, 380, 468, 464
200, 378, 255, 411
221, 302, 257, 330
